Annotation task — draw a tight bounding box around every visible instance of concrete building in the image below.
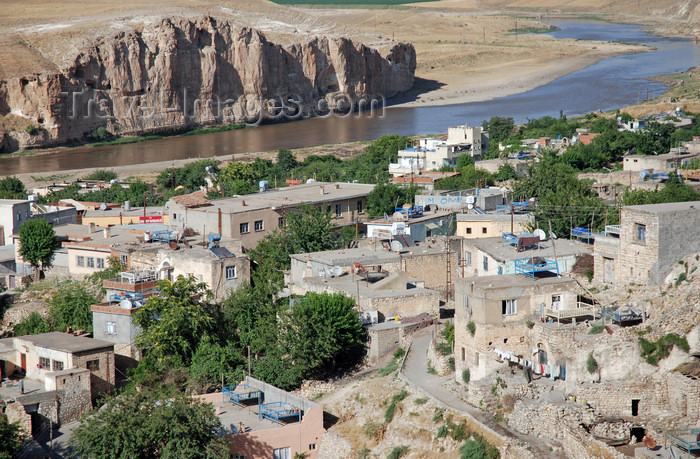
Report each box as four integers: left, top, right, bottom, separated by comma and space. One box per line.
290, 239, 461, 296
594, 201, 700, 285
129, 240, 250, 300
462, 236, 592, 278
167, 182, 374, 250
389, 124, 486, 176
300, 270, 441, 320
0, 199, 31, 246
453, 274, 587, 380
455, 213, 532, 239
196, 376, 325, 459
80, 205, 169, 227
415, 187, 506, 212
0, 332, 116, 430
30, 202, 78, 227
364, 210, 451, 242
366, 314, 433, 364
622, 151, 699, 173
474, 158, 529, 176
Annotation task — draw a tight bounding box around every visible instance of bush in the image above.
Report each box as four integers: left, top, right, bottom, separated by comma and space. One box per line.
467, 321, 476, 337
526, 319, 534, 329
378, 359, 399, 377
462, 369, 470, 383
84, 169, 118, 181
584, 268, 594, 283
85, 126, 110, 142
586, 353, 598, 374
387, 446, 409, 459
588, 325, 606, 334
357, 448, 371, 459
362, 421, 385, 441
639, 333, 690, 365
13, 312, 51, 336
448, 357, 456, 371
436, 341, 452, 356
414, 397, 428, 405
436, 425, 449, 438
393, 347, 406, 359
26, 125, 37, 135
385, 389, 409, 423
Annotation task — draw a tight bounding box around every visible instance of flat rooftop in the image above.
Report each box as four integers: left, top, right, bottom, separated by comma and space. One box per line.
456, 273, 578, 290
179, 182, 374, 214
624, 201, 700, 214
304, 273, 436, 300
467, 237, 592, 263
456, 213, 531, 222
364, 211, 451, 226
290, 243, 449, 266
0, 199, 29, 206
16, 332, 114, 353
83, 206, 166, 218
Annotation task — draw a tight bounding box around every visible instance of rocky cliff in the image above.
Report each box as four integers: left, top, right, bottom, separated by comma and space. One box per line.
0, 16, 415, 150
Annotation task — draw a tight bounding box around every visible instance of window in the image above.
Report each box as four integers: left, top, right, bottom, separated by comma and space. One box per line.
87, 359, 100, 371
502, 299, 517, 315
482, 227, 487, 234
226, 266, 237, 280
465, 251, 472, 264
254, 220, 264, 232
39, 357, 50, 369
87, 257, 95, 268
97, 258, 104, 269
551, 294, 561, 307
466, 227, 472, 234
309, 443, 317, 450
636, 223, 646, 243
76, 256, 85, 267
240, 222, 249, 234
173, 213, 177, 220
106, 321, 117, 335
273, 447, 291, 459
357, 200, 364, 213
497, 266, 503, 275
482, 256, 488, 271
52, 360, 64, 371
120, 254, 128, 265
335, 204, 342, 217
278, 217, 284, 227
463, 295, 470, 314
461, 347, 466, 361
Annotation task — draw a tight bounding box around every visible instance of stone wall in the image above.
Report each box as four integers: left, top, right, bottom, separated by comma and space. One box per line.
426, 334, 453, 376
50, 368, 91, 424
4, 402, 30, 436
72, 349, 115, 401
576, 382, 657, 418
367, 326, 400, 364
593, 235, 620, 284
403, 248, 460, 295
666, 372, 700, 419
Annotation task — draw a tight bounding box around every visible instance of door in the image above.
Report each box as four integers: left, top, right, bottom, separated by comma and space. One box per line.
20, 353, 26, 372
9, 276, 15, 289
604, 258, 615, 283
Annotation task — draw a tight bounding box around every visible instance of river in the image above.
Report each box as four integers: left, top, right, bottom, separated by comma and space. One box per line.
2, 20, 699, 176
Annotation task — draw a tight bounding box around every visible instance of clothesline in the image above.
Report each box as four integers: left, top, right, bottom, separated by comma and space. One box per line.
494, 348, 566, 380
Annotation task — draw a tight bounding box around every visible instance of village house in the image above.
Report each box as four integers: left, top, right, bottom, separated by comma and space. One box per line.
453, 274, 589, 381
79, 204, 169, 227
196, 376, 325, 459
455, 213, 532, 239
461, 235, 592, 278
0, 332, 116, 433
167, 182, 374, 250
364, 208, 451, 242
474, 158, 529, 176
0, 199, 31, 246
390, 171, 460, 190
415, 187, 506, 213
594, 201, 700, 285
388, 124, 487, 176
623, 150, 699, 173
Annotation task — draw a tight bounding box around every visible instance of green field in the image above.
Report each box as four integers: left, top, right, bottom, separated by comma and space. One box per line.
270, 0, 438, 5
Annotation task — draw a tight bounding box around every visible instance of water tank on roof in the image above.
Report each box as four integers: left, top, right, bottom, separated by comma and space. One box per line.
120, 299, 133, 310
208, 233, 221, 243
259, 180, 269, 192
28, 194, 38, 202
124, 200, 131, 211
306, 179, 315, 184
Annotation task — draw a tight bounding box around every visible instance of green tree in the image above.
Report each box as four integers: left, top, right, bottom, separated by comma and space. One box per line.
493, 163, 518, 181
13, 312, 51, 336
218, 161, 260, 195
83, 169, 118, 181
134, 276, 217, 369
255, 293, 365, 390
285, 203, 338, 254
189, 339, 245, 389
18, 218, 58, 281
482, 116, 514, 143
157, 159, 219, 192
366, 183, 418, 217
0, 177, 26, 199
456, 153, 475, 169
72, 390, 228, 459
0, 417, 25, 459
48, 281, 97, 332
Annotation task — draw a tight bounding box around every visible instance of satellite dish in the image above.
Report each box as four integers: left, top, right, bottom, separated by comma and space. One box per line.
549, 231, 558, 240
393, 212, 404, 221
99, 202, 107, 211
120, 299, 133, 310
534, 229, 547, 241
332, 266, 343, 277
466, 196, 476, 204
390, 240, 403, 252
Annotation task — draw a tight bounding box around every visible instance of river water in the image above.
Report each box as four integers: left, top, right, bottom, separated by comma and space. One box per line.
2, 20, 699, 175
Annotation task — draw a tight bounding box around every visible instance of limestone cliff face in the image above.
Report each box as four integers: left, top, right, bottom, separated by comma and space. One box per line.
0, 16, 415, 149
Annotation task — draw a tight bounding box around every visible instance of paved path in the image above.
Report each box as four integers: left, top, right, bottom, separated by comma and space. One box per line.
400, 327, 565, 458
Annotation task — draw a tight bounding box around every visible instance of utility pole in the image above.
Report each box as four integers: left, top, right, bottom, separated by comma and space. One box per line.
549, 221, 560, 278
510, 203, 514, 233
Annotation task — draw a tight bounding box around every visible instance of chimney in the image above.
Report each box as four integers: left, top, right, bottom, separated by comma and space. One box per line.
89, 222, 96, 233
319, 186, 325, 195
334, 184, 340, 189
103, 227, 111, 239
241, 200, 246, 206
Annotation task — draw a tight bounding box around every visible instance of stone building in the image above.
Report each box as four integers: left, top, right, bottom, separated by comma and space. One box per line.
622, 151, 699, 172
167, 182, 374, 250
594, 201, 700, 285
455, 213, 532, 239
453, 274, 586, 381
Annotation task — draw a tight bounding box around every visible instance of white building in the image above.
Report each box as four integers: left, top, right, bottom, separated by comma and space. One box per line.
0, 200, 31, 246
389, 124, 486, 176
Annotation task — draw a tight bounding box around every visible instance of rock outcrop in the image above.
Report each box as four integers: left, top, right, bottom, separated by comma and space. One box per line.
0, 16, 415, 150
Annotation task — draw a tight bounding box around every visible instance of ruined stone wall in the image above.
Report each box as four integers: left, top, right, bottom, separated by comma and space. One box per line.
427, 334, 453, 376
367, 327, 401, 364
403, 247, 460, 294
575, 382, 658, 418
593, 236, 621, 284
72, 349, 115, 401
666, 372, 700, 420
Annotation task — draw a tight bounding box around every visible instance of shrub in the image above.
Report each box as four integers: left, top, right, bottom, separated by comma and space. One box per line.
26, 125, 37, 135
362, 421, 385, 441
442, 321, 455, 347
384, 389, 409, 423
13, 312, 51, 336
526, 319, 534, 329
639, 333, 690, 365
467, 321, 476, 337
586, 353, 598, 374
436, 425, 449, 438
378, 359, 399, 376
448, 357, 456, 371
393, 347, 406, 359
85, 126, 110, 142
427, 362, 437, 375
462, 369, 470, 383
414, 397, 428, 405
436, 341, 452, 356
588, 325, 605, 334
84, 169, 118, 182
584, 268, 594, 282
357, 448, 371, 459
387, 446, 409, 459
